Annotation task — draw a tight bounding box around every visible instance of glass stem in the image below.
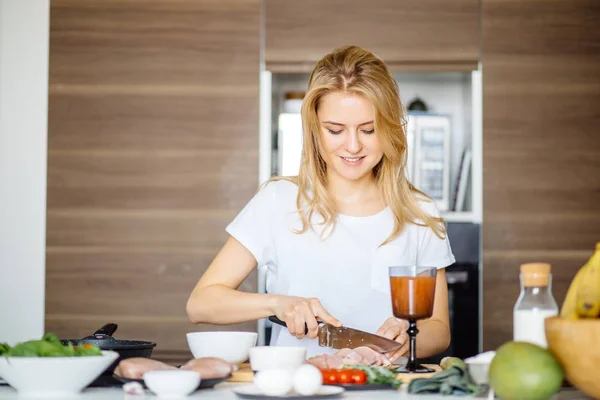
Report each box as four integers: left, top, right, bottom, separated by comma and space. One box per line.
406, 319, 418, 371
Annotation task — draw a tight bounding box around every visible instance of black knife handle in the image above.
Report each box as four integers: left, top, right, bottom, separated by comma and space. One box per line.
268, 316, 309, 335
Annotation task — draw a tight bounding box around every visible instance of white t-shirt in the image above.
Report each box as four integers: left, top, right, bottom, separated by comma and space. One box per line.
226, 180, 455, 358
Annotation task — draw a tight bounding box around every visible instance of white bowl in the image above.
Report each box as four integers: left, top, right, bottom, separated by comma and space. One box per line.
465, 351, 495, 385
0, 350, 119, 397
143, 370, 200, 398
465, 361, 491, 385
249, 346, 307, 372
186, 331, 257, 365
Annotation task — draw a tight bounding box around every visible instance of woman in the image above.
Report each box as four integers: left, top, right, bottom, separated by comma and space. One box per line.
187, 45, 454, 362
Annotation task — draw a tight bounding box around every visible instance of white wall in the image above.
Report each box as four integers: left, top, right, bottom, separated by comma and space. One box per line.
0, 0, 49, 344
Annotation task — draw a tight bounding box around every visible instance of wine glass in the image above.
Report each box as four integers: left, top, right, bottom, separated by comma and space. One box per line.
389, 266, 437, 373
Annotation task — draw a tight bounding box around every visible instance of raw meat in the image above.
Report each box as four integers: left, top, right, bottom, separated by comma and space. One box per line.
181, 357, 236, 379
305, 354, 344, 369
306, 346, 391, 369
114, 358, 177, 379
114, 356, 235, 381
353, 346, 392, 366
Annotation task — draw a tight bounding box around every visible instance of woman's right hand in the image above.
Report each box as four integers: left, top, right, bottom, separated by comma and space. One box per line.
273, 296, 341, 340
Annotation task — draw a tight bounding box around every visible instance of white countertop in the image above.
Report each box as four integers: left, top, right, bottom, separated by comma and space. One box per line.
0, 383, 591, 400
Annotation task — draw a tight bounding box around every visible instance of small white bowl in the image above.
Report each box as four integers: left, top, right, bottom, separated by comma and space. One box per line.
186, 331, 257, 365
465, 351, 496, 385
0, 350, 119, 397
465, 361, 491, 385
143, 370, 200, 398
249, 346, 307, 372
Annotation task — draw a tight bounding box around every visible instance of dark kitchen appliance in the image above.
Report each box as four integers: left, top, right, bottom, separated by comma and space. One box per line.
419, 222, 480, 364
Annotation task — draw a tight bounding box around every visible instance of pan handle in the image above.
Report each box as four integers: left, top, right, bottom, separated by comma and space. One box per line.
94, 323, 118, 337
268, 316, 309, 335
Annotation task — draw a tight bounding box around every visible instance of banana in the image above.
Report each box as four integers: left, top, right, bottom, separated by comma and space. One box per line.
560, 242, 600, 319
560, 267, 585, 319
576, 258, 600, 318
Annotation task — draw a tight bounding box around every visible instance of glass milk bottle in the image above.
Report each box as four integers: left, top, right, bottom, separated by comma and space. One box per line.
513, 262, 559, 348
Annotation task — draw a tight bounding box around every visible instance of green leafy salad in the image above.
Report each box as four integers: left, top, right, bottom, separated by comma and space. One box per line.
0, 333, 102, 357
343, 364, 403, 389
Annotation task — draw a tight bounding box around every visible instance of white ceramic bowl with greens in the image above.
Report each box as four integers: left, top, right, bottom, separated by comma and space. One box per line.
0, 350, 119, 396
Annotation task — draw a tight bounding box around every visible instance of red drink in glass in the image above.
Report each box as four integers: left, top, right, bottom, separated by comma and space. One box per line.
389, 266, 437, 373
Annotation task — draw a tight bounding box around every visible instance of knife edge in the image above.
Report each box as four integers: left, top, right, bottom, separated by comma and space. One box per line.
319, 323, 402, 353
267, 316, 401, 353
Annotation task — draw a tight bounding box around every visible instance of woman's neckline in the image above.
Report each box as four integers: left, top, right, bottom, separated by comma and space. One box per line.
337, 205, 390, 221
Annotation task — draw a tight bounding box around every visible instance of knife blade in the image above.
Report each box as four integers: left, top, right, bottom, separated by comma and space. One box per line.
268, 316, 401, 353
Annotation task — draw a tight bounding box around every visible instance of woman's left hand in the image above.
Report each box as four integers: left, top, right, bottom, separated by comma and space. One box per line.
375, 317, 409, 362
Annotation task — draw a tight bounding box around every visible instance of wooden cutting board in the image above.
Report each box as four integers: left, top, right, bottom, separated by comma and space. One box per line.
396, 364, 442, 383
229, 363, 254, 382
228, 363, 442, 384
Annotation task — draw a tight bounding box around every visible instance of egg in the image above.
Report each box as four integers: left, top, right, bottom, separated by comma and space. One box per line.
293, 364, 323, 396
254, 368, 293, 396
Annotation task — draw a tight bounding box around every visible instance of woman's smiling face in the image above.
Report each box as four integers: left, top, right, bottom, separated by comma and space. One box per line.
317, 91, 383, 183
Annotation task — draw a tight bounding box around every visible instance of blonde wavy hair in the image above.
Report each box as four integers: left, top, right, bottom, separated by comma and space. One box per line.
272, 45, 446, 245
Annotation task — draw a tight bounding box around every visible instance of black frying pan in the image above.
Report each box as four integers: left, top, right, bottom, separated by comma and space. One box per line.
62, 323, 156, 375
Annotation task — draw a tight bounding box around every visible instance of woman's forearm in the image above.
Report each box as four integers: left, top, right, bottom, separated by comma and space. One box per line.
415, 318, 451, 359
186, 284, 280, 325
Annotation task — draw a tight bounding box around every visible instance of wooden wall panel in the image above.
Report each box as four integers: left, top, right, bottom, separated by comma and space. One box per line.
46, 210, 235, 249
47, 151, 257, 210
45, 249, 257, 356
265, 0, 480, 71
482, 0, 600, 350
47, 95, 257, 151
47, 0, 260, 362
50, 1, 258, 86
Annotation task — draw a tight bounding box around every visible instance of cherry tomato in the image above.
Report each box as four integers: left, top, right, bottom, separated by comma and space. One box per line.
321, 370, 337, 385
336, 370, 352, 384
350, 370, 367, 384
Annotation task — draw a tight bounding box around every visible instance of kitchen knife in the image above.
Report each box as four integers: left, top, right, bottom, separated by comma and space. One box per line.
268, 316, 402, 353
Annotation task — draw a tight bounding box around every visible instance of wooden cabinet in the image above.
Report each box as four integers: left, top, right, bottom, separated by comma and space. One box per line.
47, 0, 260, 363
481, 0, 600, 350
45, 0, 600, 359
264, 0, 480, 71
